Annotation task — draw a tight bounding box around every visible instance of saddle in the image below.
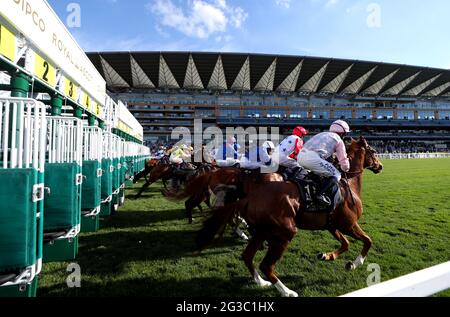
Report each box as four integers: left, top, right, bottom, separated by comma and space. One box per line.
280, 167, 343, 214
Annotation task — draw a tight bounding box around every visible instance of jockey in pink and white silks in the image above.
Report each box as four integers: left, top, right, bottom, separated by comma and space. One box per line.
297, 120, 351, 207
273, 126, 309, 170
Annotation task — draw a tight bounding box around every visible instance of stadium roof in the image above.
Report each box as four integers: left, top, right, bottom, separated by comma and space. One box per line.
87, 52, 450, 98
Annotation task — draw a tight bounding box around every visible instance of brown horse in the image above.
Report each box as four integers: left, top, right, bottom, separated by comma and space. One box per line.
196, 137, 383, 297
133, 159, 161, 184
134, 162, 175, 199
164, 167, 284, 224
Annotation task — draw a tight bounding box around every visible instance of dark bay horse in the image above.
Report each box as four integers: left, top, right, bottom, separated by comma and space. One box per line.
164, 167, 284, 225
196, 137, 383, 297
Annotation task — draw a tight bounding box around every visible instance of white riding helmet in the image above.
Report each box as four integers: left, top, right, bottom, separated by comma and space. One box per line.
262, 141, 275, 151
330, 120, 351, 134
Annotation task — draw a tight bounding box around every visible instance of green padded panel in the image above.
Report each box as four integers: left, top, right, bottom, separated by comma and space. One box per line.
0, 169, 37, 270
112, 158, 120, 191
44, 163, 81, 232
81, 160, 101, 210
101, 159, 113, 198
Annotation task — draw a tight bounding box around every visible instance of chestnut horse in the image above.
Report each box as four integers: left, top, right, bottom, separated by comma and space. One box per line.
196, 137, 383, 297
134, 162, 175, 199
133, 159, 160, 184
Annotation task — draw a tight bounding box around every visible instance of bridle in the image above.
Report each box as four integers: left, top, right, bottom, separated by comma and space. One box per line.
344, 146, 378, 179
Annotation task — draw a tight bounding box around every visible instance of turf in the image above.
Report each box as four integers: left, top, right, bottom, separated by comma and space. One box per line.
38, 158, 450, 297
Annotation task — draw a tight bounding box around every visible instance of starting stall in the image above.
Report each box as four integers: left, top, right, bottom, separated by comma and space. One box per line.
43, 116, 83, 262
0, 0, 150, 297
81, 125, 103, 232
0, 98, 46, 297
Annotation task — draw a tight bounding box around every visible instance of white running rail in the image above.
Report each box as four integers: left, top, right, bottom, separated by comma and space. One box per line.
378, 153, 450, 160
341, 261, 450, 297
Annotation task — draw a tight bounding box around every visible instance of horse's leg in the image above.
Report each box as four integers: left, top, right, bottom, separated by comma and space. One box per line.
345, 223, 373, 271
135, 180, 153, 199
232, 215, 249, 241
185, 196, 196, 224
242, 234, 271, 288
260, 238, 298, 297
318, 229, 350, 261
204, 192, 212, 209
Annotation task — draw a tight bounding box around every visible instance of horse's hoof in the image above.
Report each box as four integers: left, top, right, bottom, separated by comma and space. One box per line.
283, 290, 299, 298
317, 253, 327, 261
345, 262, 356, 271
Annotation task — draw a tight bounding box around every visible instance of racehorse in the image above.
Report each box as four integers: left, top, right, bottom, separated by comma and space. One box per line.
134, 162, 175, 199
133, 159, 160, 184
165, 167, 283, 229
196, 137, 383, 297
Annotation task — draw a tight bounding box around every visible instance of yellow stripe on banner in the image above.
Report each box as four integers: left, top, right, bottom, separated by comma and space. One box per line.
83, 93, 91, 109
35, 53, 56, 88
96, 104, 102, 117
0, 25, 16, 61
64, 77, 79, 101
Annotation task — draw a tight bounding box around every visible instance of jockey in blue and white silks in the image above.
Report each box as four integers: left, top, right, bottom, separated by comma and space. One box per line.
240, 141, 275, 170
214, 137, 241, 167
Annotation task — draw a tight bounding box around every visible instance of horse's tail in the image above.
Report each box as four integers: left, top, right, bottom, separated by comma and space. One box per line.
163, 170, 212, 201
196, 199, 247, 251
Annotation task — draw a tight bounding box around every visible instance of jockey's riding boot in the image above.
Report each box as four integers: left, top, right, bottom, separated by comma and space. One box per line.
316, 177, 338, 207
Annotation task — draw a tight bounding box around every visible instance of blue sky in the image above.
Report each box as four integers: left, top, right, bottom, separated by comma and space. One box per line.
48, 0, 450, 69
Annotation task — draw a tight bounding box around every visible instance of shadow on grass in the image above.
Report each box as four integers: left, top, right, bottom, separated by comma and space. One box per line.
100, 209, 190, 229
38, 270, 326, 297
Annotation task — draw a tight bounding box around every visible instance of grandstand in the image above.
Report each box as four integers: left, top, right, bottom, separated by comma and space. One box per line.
86, 52, 450, 153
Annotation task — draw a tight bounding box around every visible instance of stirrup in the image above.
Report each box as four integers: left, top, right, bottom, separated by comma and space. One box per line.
317, 195, 332, 206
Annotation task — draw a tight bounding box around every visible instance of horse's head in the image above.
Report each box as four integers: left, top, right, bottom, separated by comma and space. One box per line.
347, 137, 383, 174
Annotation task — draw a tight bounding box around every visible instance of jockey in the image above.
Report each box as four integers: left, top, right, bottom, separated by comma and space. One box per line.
170, 144, 193, 166
297, 120, 351, 207
154, 146, 166, 160
214, 136, 241, 167
240, 141, 276, 170
274, 126, 309, 170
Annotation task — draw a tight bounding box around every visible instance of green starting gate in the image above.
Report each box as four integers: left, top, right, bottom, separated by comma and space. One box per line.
81, 126, 103, 232
0, 98, 46, 297
111, 135, 122, 214
42, 117, 83, 263
100, 131, 114, 217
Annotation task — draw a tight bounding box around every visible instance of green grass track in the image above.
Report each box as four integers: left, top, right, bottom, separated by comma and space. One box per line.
39, 158, 450, 297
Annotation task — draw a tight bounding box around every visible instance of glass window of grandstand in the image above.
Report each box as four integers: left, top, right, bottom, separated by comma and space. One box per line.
290, 110, 308, 119
334, 110, 353, 120
195, 109, 215, 118
441, 111, 450, 120
312, 111, 330, 120
376, 110, 394, 120
267, 109, 286, 119
397, 111, 415, 120
417, 111, 435, 120
244, 108, 262, 118
356, 110, 373, 119
220, 109, 241, 118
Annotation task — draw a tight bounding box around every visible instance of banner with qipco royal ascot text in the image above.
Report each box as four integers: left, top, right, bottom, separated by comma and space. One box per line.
0, 0, 106, 106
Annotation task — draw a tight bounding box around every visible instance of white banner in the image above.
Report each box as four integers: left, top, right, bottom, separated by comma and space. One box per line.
0, 0, 106, 106
117, 101, 143, 141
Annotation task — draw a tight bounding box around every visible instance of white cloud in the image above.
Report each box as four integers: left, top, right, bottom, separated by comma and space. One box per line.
148, 0, 247, 39
275, 0, 291, 9
325, 0, 338, 8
